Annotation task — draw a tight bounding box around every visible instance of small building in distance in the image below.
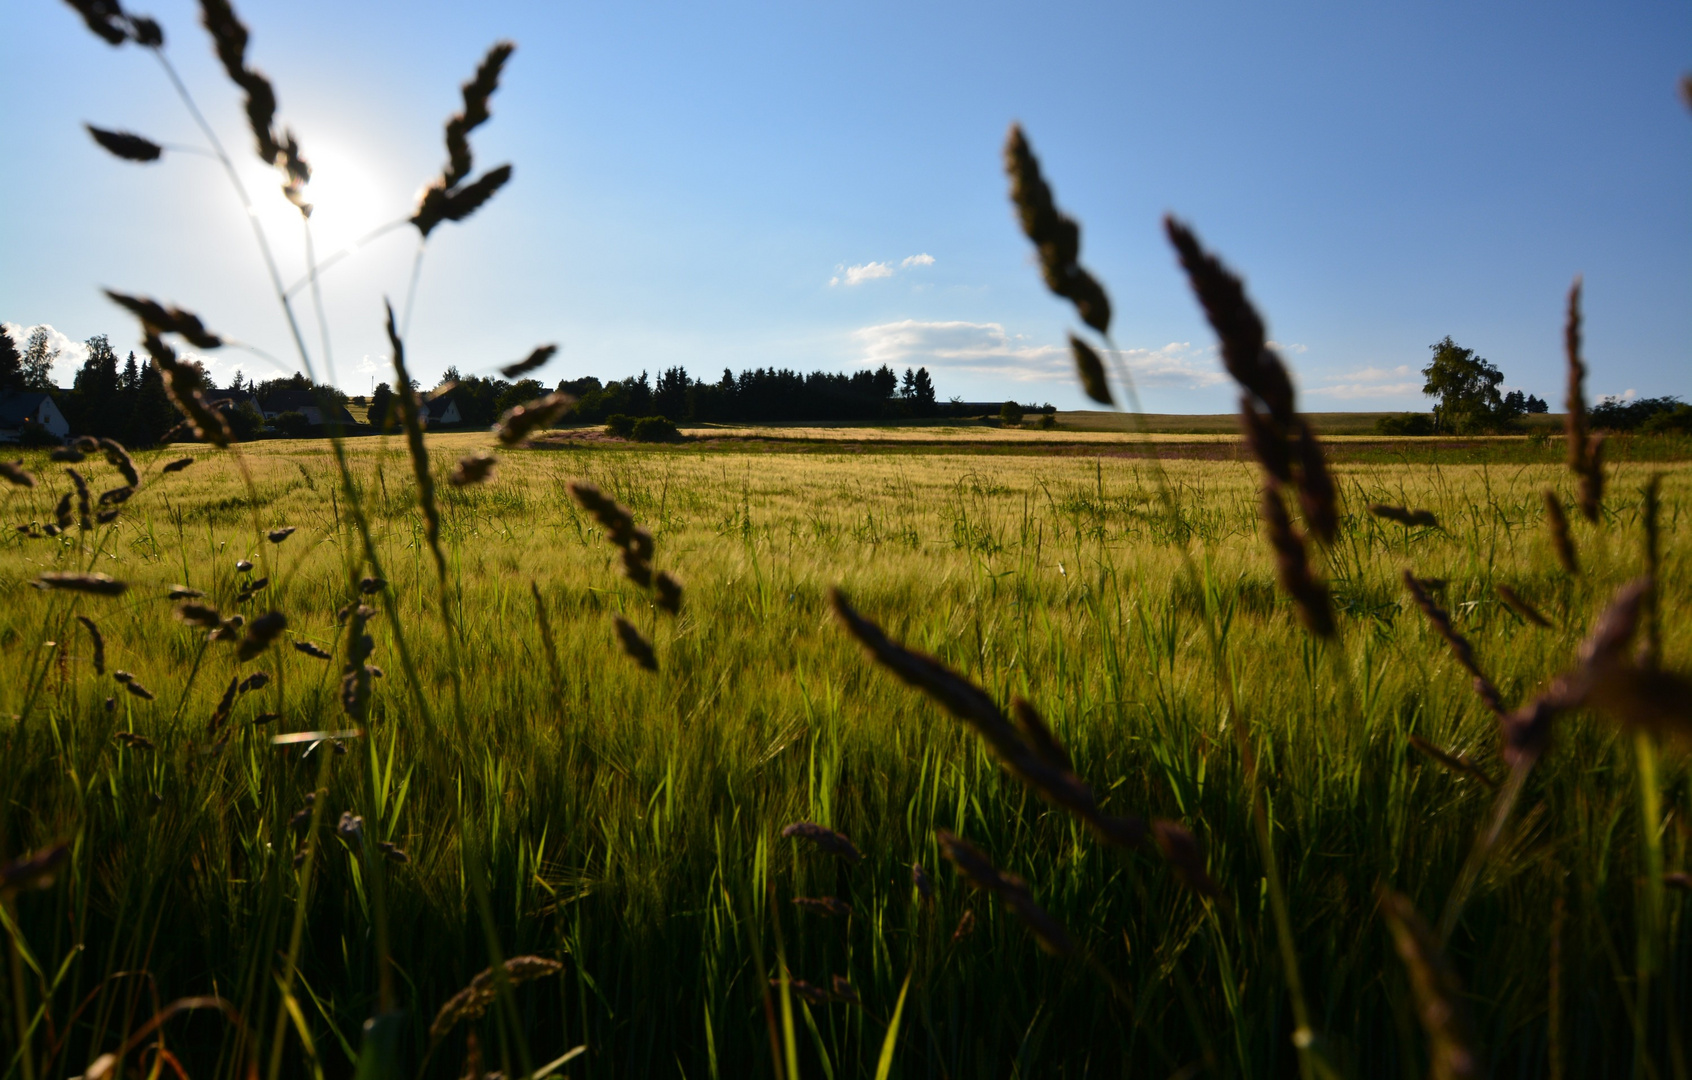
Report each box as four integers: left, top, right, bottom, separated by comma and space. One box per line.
0, 391, 71, 443
259, 389, 356, 427
422, 395, 462, 427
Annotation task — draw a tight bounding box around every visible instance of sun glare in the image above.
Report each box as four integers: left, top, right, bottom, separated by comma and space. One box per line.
245, 140, 394, 256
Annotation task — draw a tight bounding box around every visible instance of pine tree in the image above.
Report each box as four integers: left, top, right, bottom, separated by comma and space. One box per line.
132, 360, 178, 447
72, 334, 121, 436
0, 325, 22, 393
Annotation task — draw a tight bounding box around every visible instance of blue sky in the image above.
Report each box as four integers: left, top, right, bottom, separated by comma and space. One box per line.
5, 0, 1688, 410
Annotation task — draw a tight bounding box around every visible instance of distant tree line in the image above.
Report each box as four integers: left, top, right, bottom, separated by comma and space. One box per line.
0, 325, 358, 445
1590, 395, 1692, 433
560, 364, 939, 424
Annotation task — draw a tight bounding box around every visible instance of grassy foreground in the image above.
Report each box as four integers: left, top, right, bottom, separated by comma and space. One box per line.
1, 431, 1687, 1078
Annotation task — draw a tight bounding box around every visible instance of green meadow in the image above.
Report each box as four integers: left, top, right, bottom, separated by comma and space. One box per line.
1, 431, 1687, 1078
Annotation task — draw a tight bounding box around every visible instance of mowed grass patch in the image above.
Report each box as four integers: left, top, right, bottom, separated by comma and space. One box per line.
1, 434, 1687, 1076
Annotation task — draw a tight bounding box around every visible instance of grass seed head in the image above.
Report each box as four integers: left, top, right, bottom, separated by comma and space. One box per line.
1004, 125, 1111, 334
1152, 820, 1223, 901
937, 830, 1073, 955
428, 955, 562, 1041
54, 492, 75, 531
1543, 489, 1578, 574
383, 303, 444, 573
293, 640, 332, 660
237, 610, 287, 661
267, 526, 296, 543
1010, 698, 1072, 772
1293, 418, 1339, 546
793, 896, 853, 918
499, 343, 557, 380
621, 547, 653, 588
1164, 216, 1293, 423
197, 0, 311, 211
1494, 584, 1551, 628
911, 862, 934, 902
612, 614, 657, 671
36, 572, 127, 596
447, 452, 497, 487
209, 675, 239, 732
1407, 736, 1498, 790
77, 615, 106, 675
1068, 334, 1113, 405
951, 909, 976, 941
1259, 488, 1335, 639
1, 461, 36, 488
86, 124, 164, 162
66, 468, 93, 529
98, 438, 139, 486
780, 821, 863, 863
0, 842, 71, 895
830, 975, 860, 1005
1402, 570, 1500, 712
161, 456, 194, 473
654, 571, 683, 615
494, 391, 573, 445
1379, 888, 1482, 1080
776, 978, 833, 1006
175, 602, 222, 627
121, 677, 155, 700
106, 293, 224, 349
1370, 503, 1439, 529
833, 588, 1147, 848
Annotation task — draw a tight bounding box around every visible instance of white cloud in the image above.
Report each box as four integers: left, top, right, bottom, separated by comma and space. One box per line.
836, 261, 895, 287
1268, 340, 1307, 355
4, 323, 89, 387
851, 320, 1224, 389
1306, 364, 1422, 401
3, 321, 246, 389
829, 254, 934, 286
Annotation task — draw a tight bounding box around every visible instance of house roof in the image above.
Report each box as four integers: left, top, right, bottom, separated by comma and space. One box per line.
260, 390, 354, 422
422, 395, 459, 419
0, 392, 54, 426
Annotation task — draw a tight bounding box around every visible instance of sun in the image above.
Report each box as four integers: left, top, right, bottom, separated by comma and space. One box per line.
244, 139, 395, 255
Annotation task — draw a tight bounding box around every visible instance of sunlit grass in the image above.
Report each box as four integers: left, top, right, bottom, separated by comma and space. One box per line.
1, 433, 1686, 1076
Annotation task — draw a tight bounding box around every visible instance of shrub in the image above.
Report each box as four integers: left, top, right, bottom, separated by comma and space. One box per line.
271, 411, 310, 438
1375, 413, 1435, 436
999, 401, 1025, 427
1038, 412, 1057, 430
631, 415, 680, 442
1592, 395, 1683, 431
605, 413, 636, 438
1640, 403, 1692, 434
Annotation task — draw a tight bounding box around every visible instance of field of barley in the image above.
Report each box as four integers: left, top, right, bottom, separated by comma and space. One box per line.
1, 431, 1688, 1078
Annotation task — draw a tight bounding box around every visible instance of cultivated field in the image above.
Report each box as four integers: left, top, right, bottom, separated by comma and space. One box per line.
1, 431, 1687, 1077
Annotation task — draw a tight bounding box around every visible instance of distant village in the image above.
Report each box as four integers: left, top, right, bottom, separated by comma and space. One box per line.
1, 326, 1052, 446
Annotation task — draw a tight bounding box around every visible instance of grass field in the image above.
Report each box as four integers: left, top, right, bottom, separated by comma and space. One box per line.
1, 429, 1687, 1078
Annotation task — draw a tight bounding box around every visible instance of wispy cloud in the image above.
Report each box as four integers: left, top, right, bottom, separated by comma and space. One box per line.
3, 321, 241, 388
851, 319, 1224, 389
1306, 364, 1422, 400
829, 253, 936, 287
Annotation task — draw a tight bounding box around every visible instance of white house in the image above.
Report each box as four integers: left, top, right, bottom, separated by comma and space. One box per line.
0, 392, 71, 443
422, 395, 462, 427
